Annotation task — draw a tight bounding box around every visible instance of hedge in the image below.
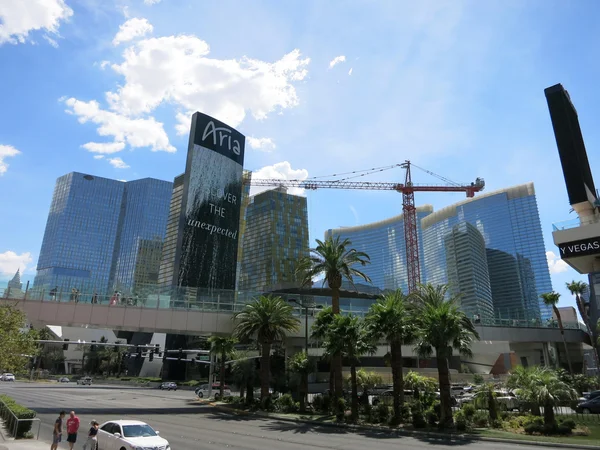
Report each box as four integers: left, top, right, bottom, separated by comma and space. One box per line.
0, 394, 36, 438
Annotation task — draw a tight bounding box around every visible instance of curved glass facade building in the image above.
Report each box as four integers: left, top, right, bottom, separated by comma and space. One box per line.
422, 183, 552, 321
325, 205, 433, 293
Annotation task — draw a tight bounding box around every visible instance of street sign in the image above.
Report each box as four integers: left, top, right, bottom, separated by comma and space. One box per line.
197, 355, 210, 361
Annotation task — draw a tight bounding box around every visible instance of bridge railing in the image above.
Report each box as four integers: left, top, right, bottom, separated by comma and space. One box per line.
0, 285, 586, 331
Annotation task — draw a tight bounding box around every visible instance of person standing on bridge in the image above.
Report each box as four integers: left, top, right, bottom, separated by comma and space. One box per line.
66, 410, 80, 450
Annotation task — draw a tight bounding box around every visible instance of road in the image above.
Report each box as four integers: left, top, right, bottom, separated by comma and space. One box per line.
0, 382, 534, 450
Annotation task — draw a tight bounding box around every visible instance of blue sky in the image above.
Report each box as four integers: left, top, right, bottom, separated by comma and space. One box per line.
0, 0, 598, 311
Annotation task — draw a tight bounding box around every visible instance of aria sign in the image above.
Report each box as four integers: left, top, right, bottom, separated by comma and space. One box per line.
558, 236, 600, 258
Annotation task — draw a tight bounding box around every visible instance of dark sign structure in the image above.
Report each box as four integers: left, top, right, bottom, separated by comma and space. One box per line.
174, 112, 245, 290
544, 84, 597, 206
558, 236, 600, 259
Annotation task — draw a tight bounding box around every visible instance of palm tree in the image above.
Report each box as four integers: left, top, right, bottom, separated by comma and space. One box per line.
365, 290, 415, 420
311, 307, 336, 394
352, 369, 383, 405
507, 365, 542, 416
298, 235, 371, 399
411, 283, 480, 428
233, 295, 300, 399
474, 383, 498, 421
404, 370, 437, 402
566, 280, 599, 369
288, 351, 315, 412
208, 336, 237, 400
323, 314, 376, 421
230, 350, 258, 405
540, 292, 573, 374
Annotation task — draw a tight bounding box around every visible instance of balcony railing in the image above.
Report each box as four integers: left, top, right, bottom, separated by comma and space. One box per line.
0, 285, 587, 331
553, 214, 600, 231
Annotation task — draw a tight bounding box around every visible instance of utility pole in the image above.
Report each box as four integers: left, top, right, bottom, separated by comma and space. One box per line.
288, 299, 322, 354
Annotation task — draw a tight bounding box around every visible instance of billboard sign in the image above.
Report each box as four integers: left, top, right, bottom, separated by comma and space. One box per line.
175, 112, 245, 290
558, 236, 600, 259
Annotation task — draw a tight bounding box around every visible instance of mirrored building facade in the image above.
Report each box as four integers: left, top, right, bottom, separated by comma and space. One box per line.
422, 183, 552, 321
35, 172, 172, 296
325, 206, 433, 293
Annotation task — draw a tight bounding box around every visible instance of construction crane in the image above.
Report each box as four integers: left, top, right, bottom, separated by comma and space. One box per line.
247, 160, 485, 293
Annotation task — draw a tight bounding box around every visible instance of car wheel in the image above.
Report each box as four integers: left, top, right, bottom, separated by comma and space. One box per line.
198, 392, 203, 398
214, 393, 221, 400
582, 408, 591, 414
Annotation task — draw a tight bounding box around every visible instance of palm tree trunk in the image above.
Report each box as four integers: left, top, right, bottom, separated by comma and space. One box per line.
436, 351, 453, 428
329, 363, 334, 395
390, 339, 404, 420
220, 352, 226, 399
240, 385, 245, 400
299, 372, 307, 413
576, 294, 600, 372
543, 400, 556, 427
553, 306, 573, 374
350, 363, 358, 421
245, 379, 254, 405
260, 342, 271, 399
331, 286, 343, 400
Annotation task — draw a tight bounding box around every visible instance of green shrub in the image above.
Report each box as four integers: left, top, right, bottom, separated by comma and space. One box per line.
311, 395, 323, 412
523, 416, 543, 427
376, 402, 390, 424
461, 403, 476, 419
335, 398, 347, 422
276, 394, 297, 413
399, 404, 411, 423
472, 410, 489, 428
412, 411, 427, 428
524, 423, 543, 435
559, 418, 576, 430
425, 406, 438, 426
360, 403, 374, 423
490, 418, 503, 429
556, 425, 572, 436
0, 395, 36, 438
454, 410, 468, 432
261, 395, 273, 411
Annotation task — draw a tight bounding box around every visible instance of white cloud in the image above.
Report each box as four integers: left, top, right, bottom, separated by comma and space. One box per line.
0, 0, 73, 45
247, 136, 276, 152
250, 161, 309, 196
546, 251, 569, 275
348, 68, 353, 76
112, 18, 153, 46
0, 144, 20, 175
328, 55, 346, 69
144, 0, 161, 4
98, 60, 110, 70
93, 155, 104, 160
107, 33, 309, 126
108, 157, 130, 169
43, 34, 58, 48
82, 141, 126, 154
63, 97, 176, 153
0, 251, 32, 278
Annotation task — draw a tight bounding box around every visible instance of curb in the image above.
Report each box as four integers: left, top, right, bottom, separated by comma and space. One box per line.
204, 402, 599, 450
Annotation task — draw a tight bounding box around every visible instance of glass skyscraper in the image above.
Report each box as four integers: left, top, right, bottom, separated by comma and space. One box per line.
238, 187, 309, 292
422, 183, 552, 320
326, 206, 433, 293
35, 172, 172, 296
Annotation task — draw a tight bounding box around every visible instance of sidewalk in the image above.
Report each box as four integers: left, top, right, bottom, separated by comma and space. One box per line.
0, 439, 49, 450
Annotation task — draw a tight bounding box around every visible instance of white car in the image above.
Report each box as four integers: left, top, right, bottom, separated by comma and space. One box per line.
195, 383, 231, 400
97, 420, 170, 450
1, 373, 15, 381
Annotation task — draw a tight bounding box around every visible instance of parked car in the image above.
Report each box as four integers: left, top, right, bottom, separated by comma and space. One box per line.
576, 396, 600, 414
582, 390, 600, 401
59, 377, 70, 383
77, 377, 93, 386
159, 382, 177, 391
97, 420, 169, 450
1, 373, 15, 381
195, 383, 231, 400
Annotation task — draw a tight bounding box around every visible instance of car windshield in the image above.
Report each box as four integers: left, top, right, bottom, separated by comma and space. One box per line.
122, 424, 157, 438
4, 374, 13, 377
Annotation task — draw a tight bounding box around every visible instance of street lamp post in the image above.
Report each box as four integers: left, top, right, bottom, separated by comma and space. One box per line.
288, 298, 321, 354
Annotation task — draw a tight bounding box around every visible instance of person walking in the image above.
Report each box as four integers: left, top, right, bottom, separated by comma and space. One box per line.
51, 410, 66, 450
66, 410, 80, 450
83, 420, 99, 450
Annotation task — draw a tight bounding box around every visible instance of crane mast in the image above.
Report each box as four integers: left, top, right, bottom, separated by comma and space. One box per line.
247, 160, 485, 292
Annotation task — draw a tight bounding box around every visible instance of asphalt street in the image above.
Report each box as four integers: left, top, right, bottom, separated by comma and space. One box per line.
0, 382, 538, 450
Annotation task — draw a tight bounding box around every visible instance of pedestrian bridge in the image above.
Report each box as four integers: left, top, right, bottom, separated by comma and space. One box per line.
0, 289, 589, 344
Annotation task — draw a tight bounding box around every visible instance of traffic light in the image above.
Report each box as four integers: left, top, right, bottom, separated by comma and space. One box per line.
149, 351, 154, 362
178, 348, 183, 361
62, 339, 70, 351
90, 340, 97, 352
154, 344, 160, 354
